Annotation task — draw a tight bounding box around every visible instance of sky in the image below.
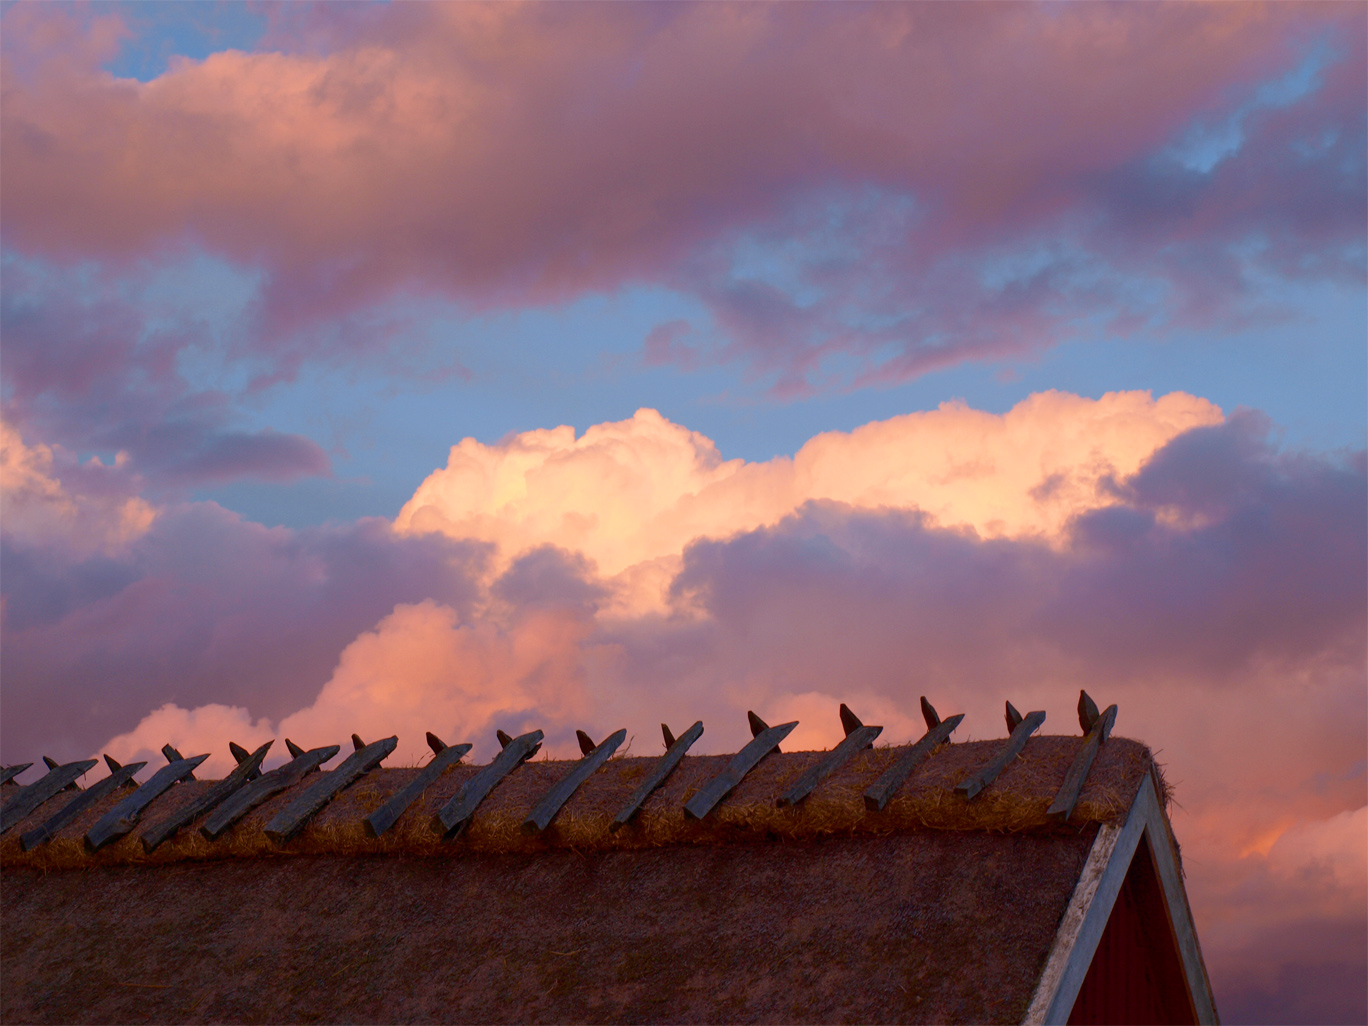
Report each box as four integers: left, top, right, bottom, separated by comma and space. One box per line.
0, 2, 1364, 1021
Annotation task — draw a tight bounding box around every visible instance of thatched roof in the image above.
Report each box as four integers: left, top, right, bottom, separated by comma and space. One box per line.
3, 731, 1201, 1024
0, 734, 1154, 872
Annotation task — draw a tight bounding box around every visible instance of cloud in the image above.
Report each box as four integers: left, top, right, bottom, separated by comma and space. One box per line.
2, 4, 1360, 388
397, 391, 1223, 585
0, 418, 155, 558
0, 256, 331, 490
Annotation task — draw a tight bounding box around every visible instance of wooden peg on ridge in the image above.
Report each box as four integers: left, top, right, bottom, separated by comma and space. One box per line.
426, 732, 448, 755
748, 711, 782, 754
920, 696, 941, 731
661, 723, 676, 749
351, 734, 366, 752
1005, 701, 1024, 733
285, 739, 306, 759
576, 730, 597, 756
1077, 690, 1101, 734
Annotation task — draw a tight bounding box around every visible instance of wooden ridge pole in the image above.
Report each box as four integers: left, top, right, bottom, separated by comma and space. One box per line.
864, 697, 965, 811
264, 736, 397, 845
1047, 695, 1118, 823
364, 734, 472, 839
432, 730, 543, 838
955, 703, 1046, 800
778, 705, 882, 808
140, 741, 273, 853
523, 729, 627, 835
85, 753, 208, 852
21, 761, 146, 851
684, 716, 797, 821
200, 744, 340, 841
0, 759, 98, 834
610, 721, 704, 831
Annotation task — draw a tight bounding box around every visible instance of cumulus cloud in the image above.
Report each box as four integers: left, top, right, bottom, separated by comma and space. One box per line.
0, 419, 155, 558
397, 390, 1223, 586
1, 4, 1360, 388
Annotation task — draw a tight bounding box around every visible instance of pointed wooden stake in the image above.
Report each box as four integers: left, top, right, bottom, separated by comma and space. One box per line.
140, 741, 273, 853
684, 719, 797, 820
22, 761, 146, 851
48, 756, 81, 791
612, 721, 704, 831
864, 712, 965, 811
661, 723, 676, 749
956, 709, 1046, 800
524, 729, 627, 834
200, 744, 340, 841
0, 764, 32, 787
265, 736, 397, 845
162, 745, 197, 781
747, 711, 782, 753
779, 707, 882, 808
228, 741, 262, 780
1048, 704, 1118, 823
432, 730, 544, 838
838, 703, 864, 736
426, 732, 447, 755
920, 696, 942, 731
86, 753, 208, 852
351, 734, 366, 752
575, 730, 597, 756
496, 729, 513, 748
285, 739, 306, 759
365, 741, 472, 838
1, 759, 99, 833
1005, 701, 1024, 733
1077, 690, 1101, 734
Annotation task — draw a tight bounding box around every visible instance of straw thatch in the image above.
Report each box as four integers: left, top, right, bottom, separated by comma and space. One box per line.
0, 734, 1155, 872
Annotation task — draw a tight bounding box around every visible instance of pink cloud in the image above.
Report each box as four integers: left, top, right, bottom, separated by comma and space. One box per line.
2, 3, 1360, 386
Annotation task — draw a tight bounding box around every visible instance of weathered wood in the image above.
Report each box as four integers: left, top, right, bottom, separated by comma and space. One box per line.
1047, 704, 1118, 823
838, 703, 864, 737
610, 721, 704, 831
1077, 690, 1100, 734
575, 730, 597, 756
200, 744, 340, 841
1005, 700, 1024, 733
497, 728, 543, 760
0, 759, 98, 833
85, 754, 208, 852
523, 729, 627, 835
139, 741, 273, 853
350, 733, 366, 751
0, 764, 32, 787
364, 742, 473, 838
684, 720, 797, 821
161, 745, 197, 780
432, 730, 544, 837
863, 713, 965, 811
955, 709, 1046, 800
21, 761, 146, 850
264, 736, 397, 845
425, 732, 447, 754
46, 755, 83, 791
778, 724, 882, 808
285, 738, 307, 758
747, 710, 783, 753
920, 696, 941, 730
228, 740, 263, 780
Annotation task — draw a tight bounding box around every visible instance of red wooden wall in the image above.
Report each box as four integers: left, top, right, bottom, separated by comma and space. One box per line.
1068, 835, 1197, 1025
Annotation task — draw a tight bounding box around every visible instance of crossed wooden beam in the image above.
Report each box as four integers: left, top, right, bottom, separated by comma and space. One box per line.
0, 690, 1118, 850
